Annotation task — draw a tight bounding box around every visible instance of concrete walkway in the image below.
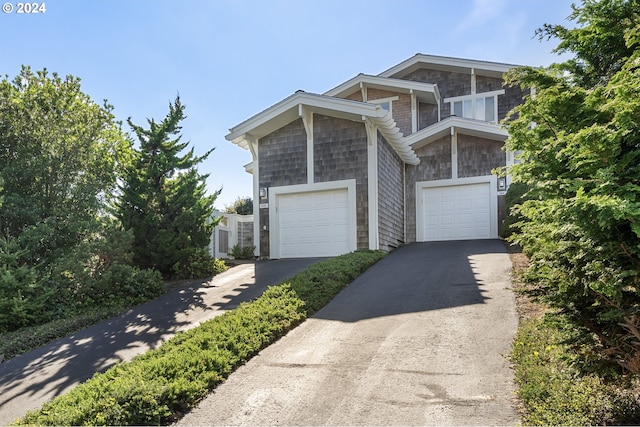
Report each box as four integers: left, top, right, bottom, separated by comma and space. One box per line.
178, 240, 520, 426
0, 258, 322, 424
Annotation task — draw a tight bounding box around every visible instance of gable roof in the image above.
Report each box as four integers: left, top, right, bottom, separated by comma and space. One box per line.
324, 74, 440, 104
378, 53, 518, 80
226, 91, 419, 165
405, 116, 508, 149
226, 92, 377, 147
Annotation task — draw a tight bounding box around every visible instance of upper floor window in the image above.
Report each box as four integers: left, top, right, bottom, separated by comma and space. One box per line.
369, 96, 399, 115
445, 89, 504, 123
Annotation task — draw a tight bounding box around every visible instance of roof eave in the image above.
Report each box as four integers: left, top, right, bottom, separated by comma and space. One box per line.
225, 92, 381, 147
324, 74, 440, 104
406, 116, 508, 150
379, 53, 518, 79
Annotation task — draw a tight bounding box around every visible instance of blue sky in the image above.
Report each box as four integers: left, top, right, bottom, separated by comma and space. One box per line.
1, 0, 575, 209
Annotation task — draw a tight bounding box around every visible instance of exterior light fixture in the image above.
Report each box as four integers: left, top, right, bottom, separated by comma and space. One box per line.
497, 177, 507, 191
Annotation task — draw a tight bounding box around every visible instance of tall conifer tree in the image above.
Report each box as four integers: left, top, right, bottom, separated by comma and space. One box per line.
117, 96, 219, 277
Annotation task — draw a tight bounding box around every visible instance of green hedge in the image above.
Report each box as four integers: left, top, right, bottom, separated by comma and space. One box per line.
15, 250, 385, 426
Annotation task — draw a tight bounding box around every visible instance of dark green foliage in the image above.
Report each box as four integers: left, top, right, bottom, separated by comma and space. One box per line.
117, 96, 220, 278
224, 196, 253, 215
505, 0, 640, 372
0, 238, 49, 331
0, 68, 172, 334
512, 316, 640, 425
0, 306, 129, 360
15, 250, 385, 426
288, 250, 385, 314
0, 67, 131, 263
0, 225, 166, 334
229, 243, 255, 259
171, 248, 228, 280
536, 0, 640, 88
499, 182, 533, 238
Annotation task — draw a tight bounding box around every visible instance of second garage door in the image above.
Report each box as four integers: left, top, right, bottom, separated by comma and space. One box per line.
277, 188, 352, 258
420, 182, 492, 241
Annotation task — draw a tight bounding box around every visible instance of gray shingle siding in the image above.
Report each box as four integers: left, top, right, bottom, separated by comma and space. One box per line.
313, 115, 369, 249
401, 69, 472, 119
404, 136, 452, 243
418, 101, 439, 131
499, 85, 528, 121
258, 118, 307, 188
257, 118, 307, 257
377, 132, 405, 251
476, 75, 502, 92
457, 135, 505, 178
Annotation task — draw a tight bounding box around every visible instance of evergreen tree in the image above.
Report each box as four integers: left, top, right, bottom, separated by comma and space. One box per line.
117, 96, 220, 277
505, 0, 640, 372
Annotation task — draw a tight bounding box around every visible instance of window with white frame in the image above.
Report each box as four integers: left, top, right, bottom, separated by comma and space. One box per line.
369, 96, 399, 115
445, 89, 504, 123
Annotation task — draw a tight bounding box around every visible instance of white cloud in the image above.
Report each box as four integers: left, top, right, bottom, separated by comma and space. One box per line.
455, 0, 508, 34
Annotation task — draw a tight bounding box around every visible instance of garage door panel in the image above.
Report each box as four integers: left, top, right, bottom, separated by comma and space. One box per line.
277, 188, 352, 258
421, 182, 492, 242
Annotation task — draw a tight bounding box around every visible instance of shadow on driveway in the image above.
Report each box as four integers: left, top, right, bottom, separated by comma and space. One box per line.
0, 257, 323, 423
315, 240, 504, 322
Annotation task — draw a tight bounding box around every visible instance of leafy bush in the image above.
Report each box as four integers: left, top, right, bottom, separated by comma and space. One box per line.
15, 250, 385, 426
512, 316, 640, 425
171, 248, 228, 280
499, 182, 532, 239
224, 196, 253, 215
504, 1, 640, 372
0, 237, 51, 332
92, 264, 165, 306
229, 244, 255, 260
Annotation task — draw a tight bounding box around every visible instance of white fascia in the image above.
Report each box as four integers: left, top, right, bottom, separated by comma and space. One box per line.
325, 74, 440, 105
226, 92, 380, 146
378, 53, 517, 79
227, 92, 419, 166
405, 116, 508, 150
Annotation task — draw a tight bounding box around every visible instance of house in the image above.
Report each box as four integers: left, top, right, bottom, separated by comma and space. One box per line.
209, 210, 254, 259
225, 54, 526, 259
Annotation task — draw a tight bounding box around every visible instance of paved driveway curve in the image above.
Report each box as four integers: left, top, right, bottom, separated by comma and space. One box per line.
178, 240, 519, 426
0, 258, 322, 424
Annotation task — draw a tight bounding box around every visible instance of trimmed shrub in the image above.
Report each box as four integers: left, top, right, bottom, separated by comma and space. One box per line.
15, 250, 385, 426
171, 248, 228, 280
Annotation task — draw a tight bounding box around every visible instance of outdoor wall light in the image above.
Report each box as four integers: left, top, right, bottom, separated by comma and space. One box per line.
497, 177, 507, 191
259, 187, 268, 199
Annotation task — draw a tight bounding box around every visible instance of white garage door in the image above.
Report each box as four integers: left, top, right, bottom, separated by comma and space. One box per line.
421, 182, 491, 241
277, 189, 351, 258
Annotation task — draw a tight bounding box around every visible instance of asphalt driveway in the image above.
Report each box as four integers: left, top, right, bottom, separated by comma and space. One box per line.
0, 257, 323, 424
178, 240, 519, 426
